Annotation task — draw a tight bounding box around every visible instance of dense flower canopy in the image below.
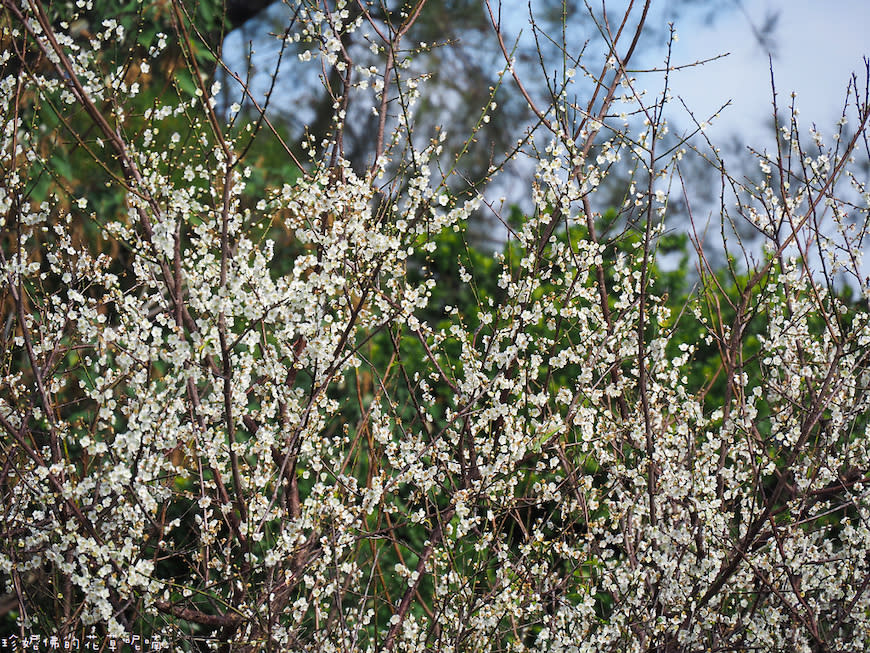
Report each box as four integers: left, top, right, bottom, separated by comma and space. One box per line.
1, 1, 870, 651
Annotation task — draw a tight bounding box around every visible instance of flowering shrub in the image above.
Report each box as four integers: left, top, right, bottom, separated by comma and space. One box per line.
2, 0, 870, 651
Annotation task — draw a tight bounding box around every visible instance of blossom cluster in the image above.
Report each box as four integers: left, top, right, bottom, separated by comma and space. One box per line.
1, 1, 869, 651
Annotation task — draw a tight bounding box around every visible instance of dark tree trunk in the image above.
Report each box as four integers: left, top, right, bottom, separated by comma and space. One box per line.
225, 0, 276, 28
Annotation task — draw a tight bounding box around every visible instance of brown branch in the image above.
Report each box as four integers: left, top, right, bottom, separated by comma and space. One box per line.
154, 601, 245, 630
383, 507, 455, 652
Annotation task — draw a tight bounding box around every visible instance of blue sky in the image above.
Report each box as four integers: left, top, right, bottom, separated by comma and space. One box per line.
653, 0, 869, 145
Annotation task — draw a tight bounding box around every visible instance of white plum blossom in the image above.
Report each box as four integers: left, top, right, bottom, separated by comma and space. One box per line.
0, 1, 869, 652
